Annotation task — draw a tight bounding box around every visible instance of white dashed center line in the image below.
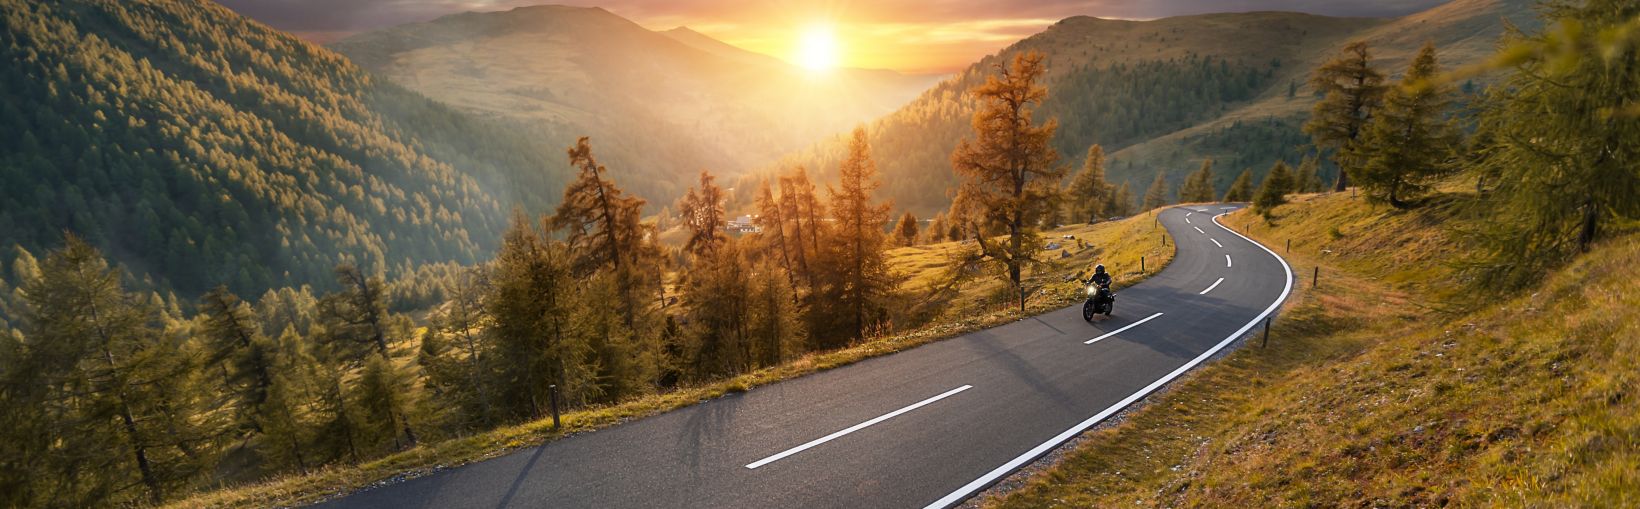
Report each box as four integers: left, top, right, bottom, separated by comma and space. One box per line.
1225, 254, 1233, 267
1084, 312, 1164, 345
1210, 238, 1223, 248
1200, 277, 1224, 294
745, 385, 973, 469
1193, 226, 1205, 234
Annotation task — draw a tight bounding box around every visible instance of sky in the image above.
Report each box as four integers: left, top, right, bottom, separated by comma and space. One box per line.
216, 0, 1450, 74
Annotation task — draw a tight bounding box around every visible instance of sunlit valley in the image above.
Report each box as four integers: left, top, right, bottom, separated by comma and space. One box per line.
0, 0, 1635, 507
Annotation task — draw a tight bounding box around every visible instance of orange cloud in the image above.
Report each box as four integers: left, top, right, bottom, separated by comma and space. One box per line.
220, 0, 1450, 74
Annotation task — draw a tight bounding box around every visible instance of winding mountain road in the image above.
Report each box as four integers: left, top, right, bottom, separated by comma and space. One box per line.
314, 204, 1293, 509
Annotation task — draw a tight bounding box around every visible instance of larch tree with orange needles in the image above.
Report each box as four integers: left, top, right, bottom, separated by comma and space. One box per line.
951, 50, 1064, 305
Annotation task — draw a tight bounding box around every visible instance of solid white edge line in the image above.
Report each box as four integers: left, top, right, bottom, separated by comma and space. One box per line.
921, 211, 1293, 509
1199, 277, 1224, 294
1082, 312, 1164, 345
1211, 238, 1223, 248
1226, 254, 1233, 267
1193, 226, 1205, 234
746, 384, 972, 469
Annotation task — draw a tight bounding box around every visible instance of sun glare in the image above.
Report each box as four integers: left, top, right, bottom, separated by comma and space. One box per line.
795, 24, 840, 71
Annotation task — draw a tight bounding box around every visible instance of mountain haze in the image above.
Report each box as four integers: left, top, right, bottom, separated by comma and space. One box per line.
330, 5, 942, 200
750, 0, 1536, 216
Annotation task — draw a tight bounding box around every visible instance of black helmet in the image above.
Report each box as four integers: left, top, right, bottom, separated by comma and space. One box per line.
1094, 264, 1106, 274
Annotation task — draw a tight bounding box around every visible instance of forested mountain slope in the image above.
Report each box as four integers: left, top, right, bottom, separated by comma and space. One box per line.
751, 0, 1535, 216
329, 5, 940, 201
0, 0, 568, 297
1107, 0, 1538, 188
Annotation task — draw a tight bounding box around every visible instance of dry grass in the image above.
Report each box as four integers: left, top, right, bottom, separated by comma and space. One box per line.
165, 212, 1177, 508
986, 191, 1640, 507
888, 211, 1177, 322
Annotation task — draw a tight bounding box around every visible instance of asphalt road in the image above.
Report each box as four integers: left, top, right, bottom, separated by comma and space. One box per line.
314, 204, 1292, 509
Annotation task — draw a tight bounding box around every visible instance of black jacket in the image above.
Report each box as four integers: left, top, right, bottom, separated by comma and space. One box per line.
1088, 271, 1112, 287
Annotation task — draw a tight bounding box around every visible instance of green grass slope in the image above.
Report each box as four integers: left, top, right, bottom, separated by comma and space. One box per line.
986, 191, 1637, 507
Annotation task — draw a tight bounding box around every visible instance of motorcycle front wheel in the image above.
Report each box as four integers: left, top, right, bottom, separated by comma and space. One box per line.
1082, 300, 1096, 322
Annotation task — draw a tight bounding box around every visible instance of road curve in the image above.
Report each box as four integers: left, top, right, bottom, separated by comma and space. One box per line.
313, 204, 1292, 509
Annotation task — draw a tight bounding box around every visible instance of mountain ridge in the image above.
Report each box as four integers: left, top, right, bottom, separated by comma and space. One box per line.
744, 0, 1536, 217
330, 5, 942, 200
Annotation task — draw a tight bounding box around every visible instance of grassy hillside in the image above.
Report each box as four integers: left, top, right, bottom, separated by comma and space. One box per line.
167, 212, 1176, 508
985, 190, 1637, 507
330, 6, 939, 201
750, 0, 1537, 217
1106, 0, 1539, 188
0, 0, 576, 297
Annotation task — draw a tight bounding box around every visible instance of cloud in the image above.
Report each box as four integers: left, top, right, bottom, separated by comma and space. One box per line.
214, 0, 1452, 71
218, 0, 1448, 32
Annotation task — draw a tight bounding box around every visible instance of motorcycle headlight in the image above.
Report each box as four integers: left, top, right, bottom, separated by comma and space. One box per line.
1086, 286, 1096, 296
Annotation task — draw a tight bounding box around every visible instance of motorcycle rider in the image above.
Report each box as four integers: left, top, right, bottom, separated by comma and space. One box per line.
1086, 264, 1112, 288
1081, 263, 1115, 320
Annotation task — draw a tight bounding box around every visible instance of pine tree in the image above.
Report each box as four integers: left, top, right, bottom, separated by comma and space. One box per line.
777, 167, 826, 291
421, 268, 494, 428
894, 212, 919, 247
16, 236, 199, 504
485, 212, 592, 417
677, 171, 728, 257
1467, 0, 1640, 288
199, 286, 308, 471
925, 212, 948, 244
354, 354, 418, 451
1142, 172, 1170, 210
1304, 41, 1386, 192
1224, 169, 1255, 202
748, 258, 802, 367
1253, 160, 1296, 219
950, 51, 1065, 303
262, 326, 317, 474
823, 127, 896, 342
1109, 182, 1135, 216
552, 137, 655, 329
574, 273, 644, 403
682, 239, 752, 377
1064, 144, 1113, 223
318, 265, 418, 450
1293, 155, 1323, 193
1356, 42, 1457, 208
1179, 159, 1217, 203
752, 179, 796, 291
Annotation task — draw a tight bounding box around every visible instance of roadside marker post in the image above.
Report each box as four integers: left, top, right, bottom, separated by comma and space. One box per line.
1313, 266, 1320, 288
550, 384, 562, 430
1262, 317, 1271, 348
1141, 256, 1145, 273
1286, 238, 1291, 253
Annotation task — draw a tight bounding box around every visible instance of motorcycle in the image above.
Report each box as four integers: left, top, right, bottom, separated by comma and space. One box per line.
1082, 281, 1114, 321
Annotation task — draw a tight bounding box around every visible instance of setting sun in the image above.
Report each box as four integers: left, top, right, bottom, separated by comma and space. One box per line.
795, 24, 841, 71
